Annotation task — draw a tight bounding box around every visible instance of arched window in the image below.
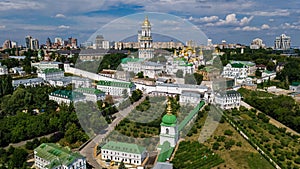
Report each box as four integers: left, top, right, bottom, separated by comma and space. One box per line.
166, 128, 169, 135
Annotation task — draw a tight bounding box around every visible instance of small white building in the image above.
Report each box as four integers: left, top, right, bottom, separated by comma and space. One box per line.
101, 141, 147, 166
289, 82, 300, 92
214, 90, 241, 110
49, 90, 84, 105
38, 68, 64, 81
74, 88, 105, 102
222, 63, 248, 79
97, 80, 136, 96
34, 143, 86, 169
179, 91, 202, 105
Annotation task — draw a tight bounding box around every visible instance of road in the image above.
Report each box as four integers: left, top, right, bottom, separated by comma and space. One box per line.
80, 95, 146, 169
241, 101, 300, 136
4, 132, 58, 150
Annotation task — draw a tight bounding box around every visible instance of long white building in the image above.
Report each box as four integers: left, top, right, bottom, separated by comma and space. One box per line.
101, 141, 147, 166
97, 80, 136, 96
37, 68, 64, 81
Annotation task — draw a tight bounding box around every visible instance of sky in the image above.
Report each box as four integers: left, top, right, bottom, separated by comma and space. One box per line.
0, 0, 300, 47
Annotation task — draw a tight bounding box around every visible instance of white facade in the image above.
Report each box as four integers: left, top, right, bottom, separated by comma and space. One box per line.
250, 38, 265, 49
74, 88, 105, 102
214, 90, 241, 110
13, 78, 44, 88
222, 63, 248, 79
101, 141, 147, 166
121, 59, 164, 78
49, 90, 84, 105
37, 68, 64, 81
32, 61, 63, 71
274, 34, 291, 50
179, 91, 202, 105
159, 125, 179, 147
97, 80, 136, 96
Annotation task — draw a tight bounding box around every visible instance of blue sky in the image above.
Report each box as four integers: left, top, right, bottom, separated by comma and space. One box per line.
0, 0, 299, 47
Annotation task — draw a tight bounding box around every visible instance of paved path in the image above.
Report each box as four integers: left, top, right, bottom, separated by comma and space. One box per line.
80, 96, 146, 169
4, 132, 58, 149
241, 101, 300, 136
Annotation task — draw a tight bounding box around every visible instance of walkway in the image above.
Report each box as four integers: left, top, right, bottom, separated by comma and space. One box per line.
80, 95, 146, 169
4, 132, 58, 149
241, 101, 299, 136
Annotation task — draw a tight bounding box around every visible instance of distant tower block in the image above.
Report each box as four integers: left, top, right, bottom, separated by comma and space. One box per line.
138, 16, 154, 59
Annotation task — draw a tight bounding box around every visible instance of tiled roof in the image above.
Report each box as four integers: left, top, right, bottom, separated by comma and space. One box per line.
50, 90, 84, 100
231, 63, 245, 68
121, 58, 144, 64
34, 143, 84, 168
101, 141, 146, 154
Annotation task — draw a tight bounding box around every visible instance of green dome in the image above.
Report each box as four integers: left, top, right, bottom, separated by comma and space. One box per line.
162, 114, 177, 125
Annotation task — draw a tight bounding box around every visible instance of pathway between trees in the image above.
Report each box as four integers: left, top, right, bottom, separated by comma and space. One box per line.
79, 95, 146, 169
241, 101, 299, 136
4, 132, 58, 150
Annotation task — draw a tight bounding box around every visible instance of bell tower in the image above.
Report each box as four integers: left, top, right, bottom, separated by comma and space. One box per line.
138, 16, 154, 59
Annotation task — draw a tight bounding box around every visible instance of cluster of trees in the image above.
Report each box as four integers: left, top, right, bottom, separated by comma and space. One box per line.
276, 58, 300, 84
0, 147, 28, 169
238, 88, 300, 133
0, 75, 13, 98
136, 96, 150, 112
176, 71, 203, 85
129, 89, 143, 103
0, 85, 57, 116
98, 53, 128, 71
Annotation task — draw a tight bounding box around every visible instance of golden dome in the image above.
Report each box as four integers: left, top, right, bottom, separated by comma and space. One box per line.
143, 16, 151, 26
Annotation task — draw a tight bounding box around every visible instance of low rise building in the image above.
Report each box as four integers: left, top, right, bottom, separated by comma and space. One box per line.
289, 82, 300, 92
34, 143, 86, 169
101, 141, 147, 166
12, 78, 44, 88
222, 63, 248, 79
38, 68, 64, 81
49, 90, 84, 105
214, 90, 241, 110
32, 61, 64, 71
179, 91, 202, 105
166, 57, 194, 76
74, 88, 105, 102
97, 80, 136, 96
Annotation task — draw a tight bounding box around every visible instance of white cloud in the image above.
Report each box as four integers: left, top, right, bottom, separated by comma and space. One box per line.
241, 9, 290, 17
235, 26, 260, 31
281, 23, 300, 30
205, 13, 253, 26
0, 1, 43, 11
58, 25, 70, 29
161, 20, 180, 25
269, 19, 274, 22
189, 16, 219, 23
55, 14, 66, 18
261, 24, 270, 30
0, 25, 6, 29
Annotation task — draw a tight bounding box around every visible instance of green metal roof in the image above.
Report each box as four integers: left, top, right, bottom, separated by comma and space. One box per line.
231, 63, 245, 68
157, 141, 174, 162
178, 101, 205, 131
75, 88, 105, 95
42, 68, 63, 74
161, 114, 177, 127
97, 80, 134, 88
121, 58, 144, 64
101, 141, 146, 154
34, 143, 84, 168
291, 82, 300, 86
50, 90, 84, 100
229, 60, 255, 66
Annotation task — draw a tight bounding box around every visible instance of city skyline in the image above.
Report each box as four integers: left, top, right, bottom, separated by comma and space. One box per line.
0, 0, 300, 47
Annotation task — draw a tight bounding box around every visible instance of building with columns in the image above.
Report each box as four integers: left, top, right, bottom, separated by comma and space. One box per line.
138, 16, 154, 59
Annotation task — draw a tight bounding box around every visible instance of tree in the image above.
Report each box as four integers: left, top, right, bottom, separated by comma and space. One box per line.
136, 71, 144, 78
255, 69, 262, 77
104, 94, 114, 105
9, 148, 28, 168
0, 74, 13, 97
175, 70, 183, 78
184, 73, 196, 84
119, 160, 126, 169
193, 73, 203, 85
